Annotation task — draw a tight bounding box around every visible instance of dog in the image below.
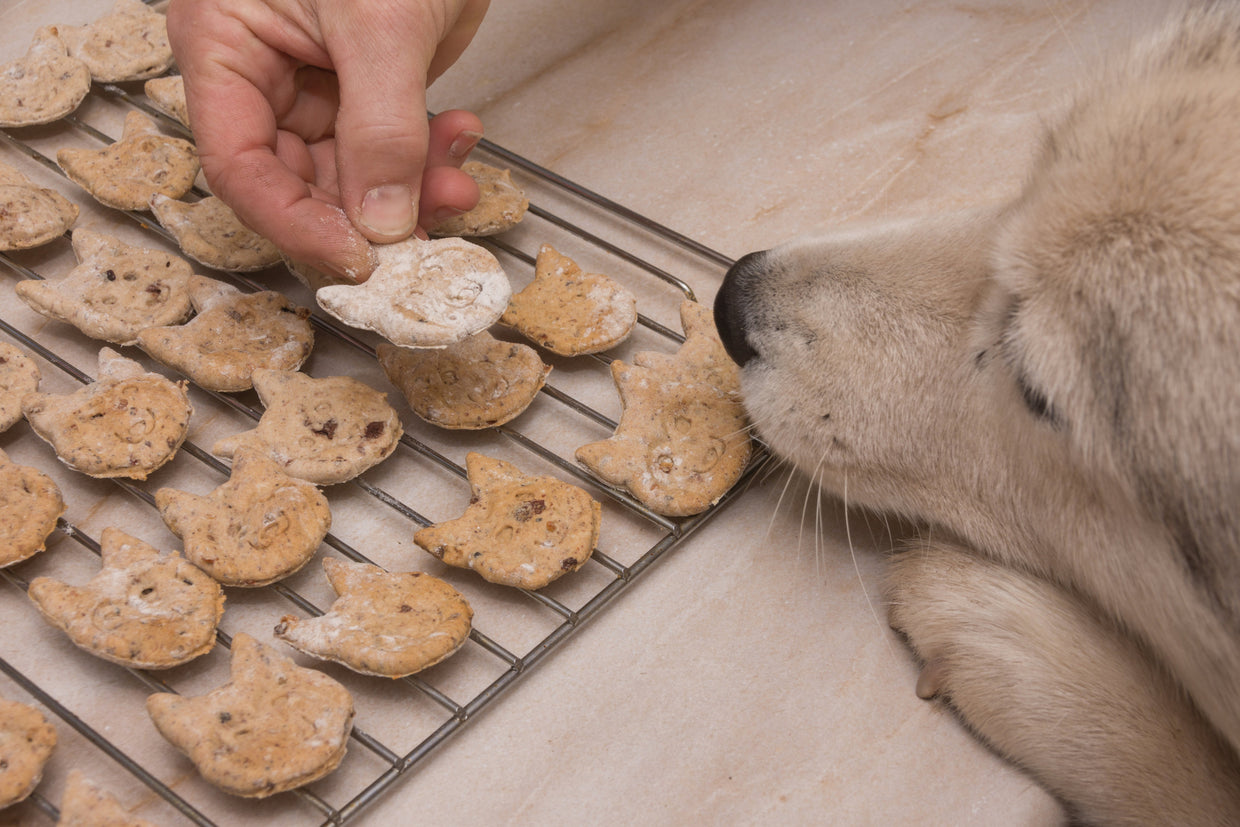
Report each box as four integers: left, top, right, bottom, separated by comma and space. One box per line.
713, 4, 1240, 824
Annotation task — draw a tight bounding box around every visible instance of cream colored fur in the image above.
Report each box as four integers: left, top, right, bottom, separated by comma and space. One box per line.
714, 5, 1240, 823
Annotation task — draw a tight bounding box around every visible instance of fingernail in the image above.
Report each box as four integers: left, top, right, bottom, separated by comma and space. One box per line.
448, 130, 483, 161
360, 184, 415, 237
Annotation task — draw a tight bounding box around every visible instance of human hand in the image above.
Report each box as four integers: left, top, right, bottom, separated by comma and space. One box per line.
166, 0, 491, 282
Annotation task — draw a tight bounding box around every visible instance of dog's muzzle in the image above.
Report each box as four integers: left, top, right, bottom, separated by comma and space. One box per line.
713, 250, 767, 368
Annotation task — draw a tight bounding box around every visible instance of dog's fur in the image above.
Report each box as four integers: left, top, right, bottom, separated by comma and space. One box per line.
713, 5, 1240, 824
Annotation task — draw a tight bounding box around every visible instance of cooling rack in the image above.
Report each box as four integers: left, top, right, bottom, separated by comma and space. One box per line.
0, 58, 756, 827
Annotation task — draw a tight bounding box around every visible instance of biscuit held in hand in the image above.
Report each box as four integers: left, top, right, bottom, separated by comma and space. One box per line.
27, 527, 224, 669
59, 0, 173, 82
0, 448, 64, 569
0, 161, 79, 251
275, 558, 473, 678
150, 194, 281, 272
414, 453, 600, 590
429, 162, 529, 238
146, 633, 354, 799
0, 26, 91, 127
0, 698, 56, 809
57, 771, 159, 827
0, 341, 40, 432
315, 236, 511, 348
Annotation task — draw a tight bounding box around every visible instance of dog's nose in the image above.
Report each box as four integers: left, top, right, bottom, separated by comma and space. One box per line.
714, 250, 766, 368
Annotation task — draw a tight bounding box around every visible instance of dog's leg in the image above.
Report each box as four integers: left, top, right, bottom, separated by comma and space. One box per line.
886, 543, 1240, 825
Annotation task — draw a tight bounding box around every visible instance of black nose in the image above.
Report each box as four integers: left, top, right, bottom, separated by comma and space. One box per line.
714, 250, 767, 368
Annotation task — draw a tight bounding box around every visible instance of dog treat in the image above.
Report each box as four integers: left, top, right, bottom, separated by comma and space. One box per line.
14, 228, 193, 345
0, 698, 56, 809
57, 770, 159, 827
414, 452, 600, 589
0, 26, 91, 127
137, 275, 314, 392
212, 369, 402, 485
150, 194, 281, 272
27, 527, 224, 669
500, 244, 637, 356
156, 448, 331, 587
0, 161, 79, 251
22, 347, 192, 480
59, 0, 173, 82
429, 161, 529, 237
146, 632, 354, 798
575, 300, 750, 516
315, 235, 512, 348
144, 74, 189, 128
57, 110, 198, 211
275, 557, 473, 677
0, 341, 40, 433
0, 448, 64, 569
377, 332, 549, 430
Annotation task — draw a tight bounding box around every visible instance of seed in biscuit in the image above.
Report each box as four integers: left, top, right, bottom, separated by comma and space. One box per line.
414, 452, 600, 590
0, 26, 91, 127
0, 160, 79, 251
144, 74, 189, 128
500, 244, 637, 356
275, 557, 473, 677
575, 301, 751, 517
57, 110, 198, 211
0, 341, 40, 433
22, 347, 192, 480
0, 698, 56, 809
146, 632, 354, 799
27, 527, 224, 669
315, 235, 512, 348
377, 332, 549, 430
58, 0, 173, 82
57, 770, 159, 827
14, 228, 193, 345
137, 275, 314, 392
150, 194, 281, 272
0, 447, 64, 569
429, 161, 529, 238
156, 448, 330, 587
212, 369, 402, 485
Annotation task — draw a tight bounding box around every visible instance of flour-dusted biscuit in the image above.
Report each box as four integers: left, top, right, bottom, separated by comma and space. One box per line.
57, 110, 198, 211
414, 453, 600, 590
156, 448, 330, 587
0, 26, 91, 127
0, 341, 40, 433
212, 369, 402, 485
57, 770, 159, 827
144, 74, 189, 128
377, 332, 549, 430
59, 0, 173, 82
0, 161, 79, 251
500, 244, 637, 356
27, 527, 223, 669
150, 194, 281, 272
146, 633, 354, 798
275, 557, 472, 677
14, 228, 193, 345
0, 699, 56, 809
0, 448, 64, 569
137, 275, 313, 392
575, 301, 751, 517
429, 161, 529, 238
316, 235, 511, 348
22, 348, 192, 480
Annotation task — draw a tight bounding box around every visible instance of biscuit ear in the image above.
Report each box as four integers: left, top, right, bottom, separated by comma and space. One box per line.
98, 527, 159, 568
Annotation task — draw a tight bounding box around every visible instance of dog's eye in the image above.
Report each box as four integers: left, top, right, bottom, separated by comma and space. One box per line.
1015, 369, 1061, 426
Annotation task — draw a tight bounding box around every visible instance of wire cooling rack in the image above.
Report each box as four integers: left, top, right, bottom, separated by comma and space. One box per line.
0, 56, 755, 826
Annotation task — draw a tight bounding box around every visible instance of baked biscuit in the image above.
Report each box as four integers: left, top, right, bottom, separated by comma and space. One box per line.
57, 110, 198, 211
212, 369, 402, 485
0, 160, 79, 251
0, 26, 91, 127
377, 332, 549, 430
0, 448, 64, 569
156, 448, 330, 587
0, 698, 56, 809
414, 452, 600, 590
22, 347, 192, 480
27, 527, 224, 669
575, 301, 751, 516
500, 244, 637, 356
146, 633, 354, 799
59, 0, 173, 82
137, 275, 314, 392
429, 161, 529, 237
150, 194, 281, 272
144, 74, 189, 128
275, 557, 473, 677
0, 341, 40, 432
57, 770, 159, 827
14, 228, 193, 345
315, 236, 511, 348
